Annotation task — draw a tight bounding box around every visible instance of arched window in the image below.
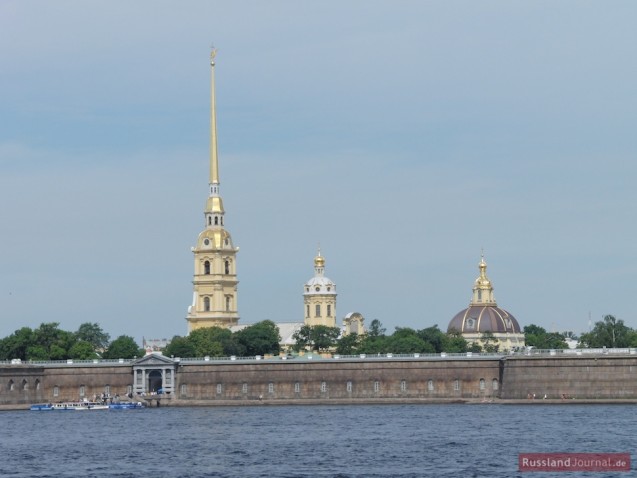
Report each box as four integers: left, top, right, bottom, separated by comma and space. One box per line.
315, 304, 321, 317
204, 261, 210, 275
346, 381, 353, 392
479, 378, 485, 390
268, 382, 274, 394
22, 379, 28, 391
320, 381, 327, 392
294, 382, 301, 393
400, 380, 407, 392
216, 383, 222, 395
203, 297, 210, 312
225, 296, 231, 312
208, 216, 212, 225
492, 378, 499, 390
225, 260, 230, 275
214, 217, 219, 225
327, 304, 332, 317
35, 379, 40, 390
7, 380, 14, 391
428, 379, 434, 392
373, 381, 380, 392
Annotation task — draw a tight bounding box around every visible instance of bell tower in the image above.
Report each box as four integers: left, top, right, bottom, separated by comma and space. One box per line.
186, 49, 240, 332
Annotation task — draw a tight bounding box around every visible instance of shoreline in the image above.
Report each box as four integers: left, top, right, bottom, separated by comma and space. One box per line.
5, 397, 637, 411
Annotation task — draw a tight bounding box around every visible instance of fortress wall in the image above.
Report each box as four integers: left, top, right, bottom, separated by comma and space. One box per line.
500, 355, 637, 399
176, 359, 501, 401
4, 355, 637, 407
0, 364, 133, 405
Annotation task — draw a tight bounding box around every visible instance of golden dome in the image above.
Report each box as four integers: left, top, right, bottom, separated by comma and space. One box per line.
197, 229, 233, 249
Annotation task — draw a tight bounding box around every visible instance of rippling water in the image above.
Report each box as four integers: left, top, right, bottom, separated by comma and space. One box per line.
2, 404, 635, 477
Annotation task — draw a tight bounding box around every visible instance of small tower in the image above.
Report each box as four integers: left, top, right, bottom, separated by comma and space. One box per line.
303, 249, 337, 328
186, 50, 240, 332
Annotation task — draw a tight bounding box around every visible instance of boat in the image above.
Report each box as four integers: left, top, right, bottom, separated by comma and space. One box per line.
30, 401, 109, 411
108, 401, 145, 410
30, 400, 145, 411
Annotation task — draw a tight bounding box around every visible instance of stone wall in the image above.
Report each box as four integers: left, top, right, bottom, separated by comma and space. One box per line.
0, 363, 134, 405
4, 354, 637, 407
175, 358, 501, 401
500, 355, 637, 399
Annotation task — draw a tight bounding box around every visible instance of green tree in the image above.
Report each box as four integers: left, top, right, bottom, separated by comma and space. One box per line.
480, 331, 499, 353
68, 341, 100, 360
578, 315, 635, 348
417, 325, 447, 353
75, 322, 110, 351
387, 328, 433, 354
0, 327, 35, 361
103, 335, 142, 359
292, 325, 340, 352
235, 320, 281, 356
443, 330, 468, 353
335, 333, 360, 355
163, 336, 196, 358
188, 327, 244, 357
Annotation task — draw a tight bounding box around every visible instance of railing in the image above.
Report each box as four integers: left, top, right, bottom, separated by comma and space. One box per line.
2, 347, 636, 366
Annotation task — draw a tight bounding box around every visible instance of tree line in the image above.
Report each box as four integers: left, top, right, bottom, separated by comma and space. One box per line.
0, 322, 142, 361
0, 314, 632, 361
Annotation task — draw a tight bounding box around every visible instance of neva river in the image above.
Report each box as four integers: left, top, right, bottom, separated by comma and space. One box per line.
2, 404, 635, 477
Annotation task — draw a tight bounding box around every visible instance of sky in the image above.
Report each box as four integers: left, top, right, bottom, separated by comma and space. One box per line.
1, 1, 636, 344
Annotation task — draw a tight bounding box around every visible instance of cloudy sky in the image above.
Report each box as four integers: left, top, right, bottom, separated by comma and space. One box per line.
1, 1, 636, 344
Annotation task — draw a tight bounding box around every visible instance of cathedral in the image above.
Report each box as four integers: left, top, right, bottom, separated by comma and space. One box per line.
447, 255, 525, 350
185, 49, 239, 332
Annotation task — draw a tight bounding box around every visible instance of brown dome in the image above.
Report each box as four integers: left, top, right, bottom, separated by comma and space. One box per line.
447, 305, 521, 334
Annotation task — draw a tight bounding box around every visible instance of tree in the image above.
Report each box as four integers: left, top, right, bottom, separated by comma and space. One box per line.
235, 320, 281, 356
163, 336, 196, 358
68, 341, 99, 360
443, 330, 468, 353
387, 328, 433, 354
578, 315, 636, 348
524, 324, 568, 350
188, 327, 241, 357
75, 322, 110, 351
418, 325, 447, 353
103, 335, 142, 359
292, 325, 340, 352
335, 333, 360, 355
0, 327, 35, 361
480, 331, 499, 353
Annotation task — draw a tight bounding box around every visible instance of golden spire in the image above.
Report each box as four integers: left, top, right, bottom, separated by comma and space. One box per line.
205, 47, 225, 220
471, 252, 496, 305
209, 47, 219, 187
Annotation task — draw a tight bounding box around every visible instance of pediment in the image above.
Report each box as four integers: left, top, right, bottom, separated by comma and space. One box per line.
133, 353, 176, 367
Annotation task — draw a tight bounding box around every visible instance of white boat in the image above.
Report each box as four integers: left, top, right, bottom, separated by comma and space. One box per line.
30, 401, 109, 411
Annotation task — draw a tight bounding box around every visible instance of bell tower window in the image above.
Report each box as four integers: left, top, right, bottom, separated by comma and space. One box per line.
203, 297, 210, 312
204, 261, 210, 275
215, 217, 219, 225
225, 260, 230, 275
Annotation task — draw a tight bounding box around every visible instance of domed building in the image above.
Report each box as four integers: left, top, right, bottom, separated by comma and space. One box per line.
303, 249, 337, 328
447, 255, 525, 351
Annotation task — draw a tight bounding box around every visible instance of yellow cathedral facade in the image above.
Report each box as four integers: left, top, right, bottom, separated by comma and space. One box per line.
186, 50, 239, 332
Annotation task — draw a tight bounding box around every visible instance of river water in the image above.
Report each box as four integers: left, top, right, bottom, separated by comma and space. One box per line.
1, 404, 634, 477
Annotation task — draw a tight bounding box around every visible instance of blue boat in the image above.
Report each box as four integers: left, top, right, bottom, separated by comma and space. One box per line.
30, 401, 145, 411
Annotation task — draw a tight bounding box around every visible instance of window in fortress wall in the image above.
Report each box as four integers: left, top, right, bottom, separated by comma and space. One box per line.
53, 386, 59, 397
320, 381, 327, 392
294, 382, 300, 393
79, 385, 85, 397
268, 382, 274, 394
346, 381, 352, 392
492, 379, 499, 390
400, 380, 407, 392
216, 383, 222, 394
479, 379, 485, 390
427, 379, 434, 391
180, 384, 187, 396
242, 383, 248, 394
373, 381, 380, 392
454, 379, 460, 391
